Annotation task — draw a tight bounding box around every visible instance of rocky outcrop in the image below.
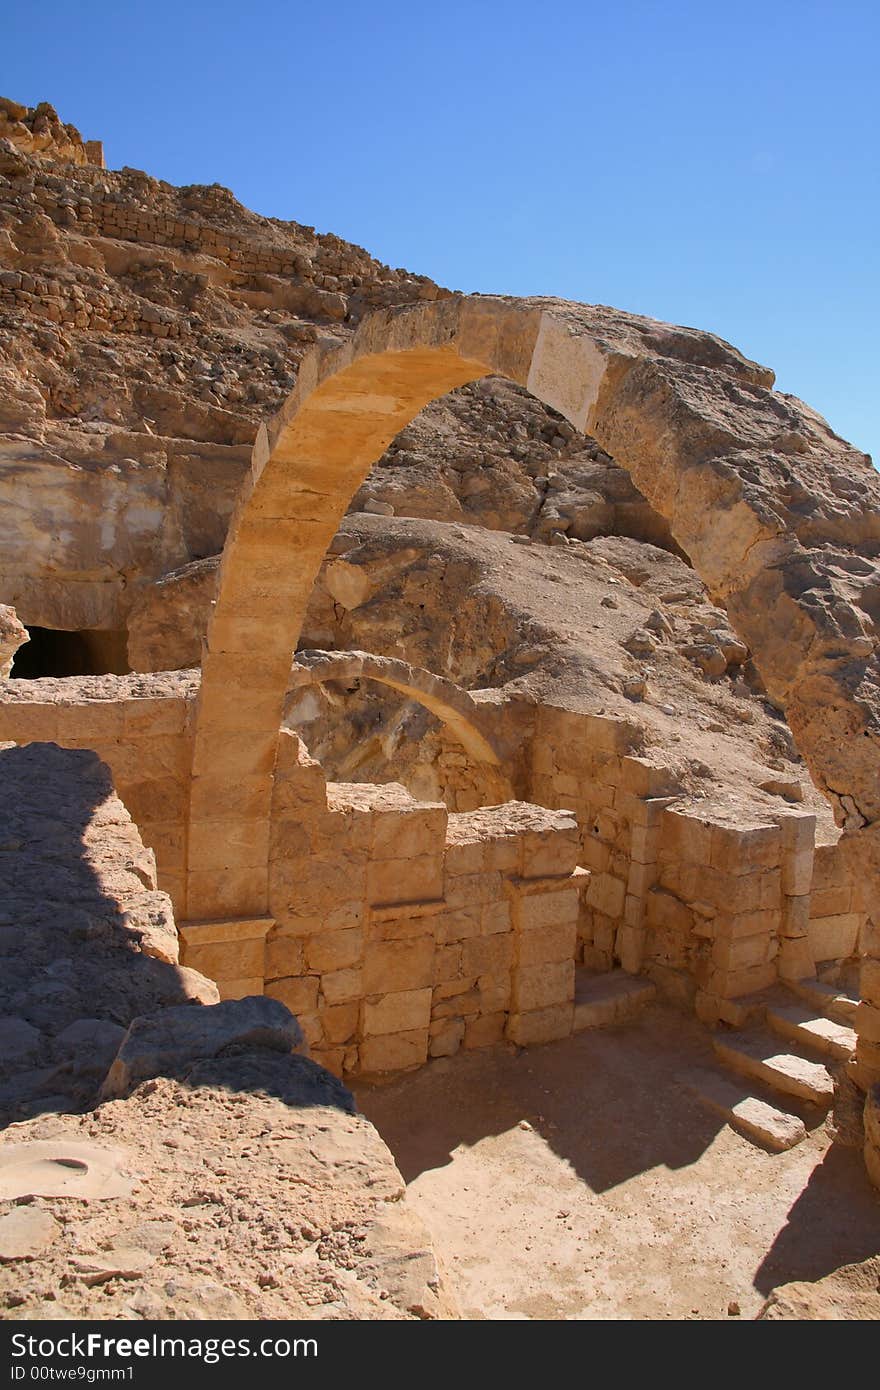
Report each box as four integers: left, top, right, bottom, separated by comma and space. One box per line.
1, 1056, 457, 1320
758, 1255, 880, 1320
0, 604, 26, 677
0, 98, 101, 168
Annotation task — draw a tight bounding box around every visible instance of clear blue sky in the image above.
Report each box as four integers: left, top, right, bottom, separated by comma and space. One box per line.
5, 0, 878, 460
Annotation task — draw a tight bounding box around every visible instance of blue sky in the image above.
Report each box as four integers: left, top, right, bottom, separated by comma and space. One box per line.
5, 0, 878, 460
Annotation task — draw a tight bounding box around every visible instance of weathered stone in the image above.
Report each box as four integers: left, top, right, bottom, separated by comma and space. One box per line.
100, 997, 304, 1100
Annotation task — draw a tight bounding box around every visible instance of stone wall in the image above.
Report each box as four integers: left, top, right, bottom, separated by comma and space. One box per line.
0, 674, 196, 912
183, 730, 585, 1078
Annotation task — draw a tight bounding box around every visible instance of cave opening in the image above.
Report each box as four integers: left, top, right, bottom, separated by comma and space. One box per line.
11, 626, 131, 679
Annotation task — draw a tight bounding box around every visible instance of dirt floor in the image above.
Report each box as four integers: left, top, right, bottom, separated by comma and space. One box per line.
356, 1004, 880, 1320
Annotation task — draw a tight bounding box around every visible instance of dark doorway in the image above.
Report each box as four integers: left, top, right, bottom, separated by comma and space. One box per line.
11, 627, 130, 678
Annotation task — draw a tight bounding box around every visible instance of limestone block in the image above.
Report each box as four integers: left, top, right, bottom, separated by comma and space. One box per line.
782, 847, 814, 897
437, 907, 483, 942
660, 810, 713, 865
520, 826, 579, 879
580, 836, 613, 873
777, 935, 815, 982
710, 824, 781, 876
516, 920, 577, 967
429, 1017, 465, 1057
305, 929, 363, 973
507, 1003, 573, 1046
709, 961, 776, 999
432, 987, 480, 1019
363, 937, 434, 993
462, 933, 514, 977
366, 854, 444, 906
445, 870, 503, 910
712, 932, 777, 972
518, 888, 580, 931
310, 1046, 346, 1078
855, 1002, 880, 1046
321, 1002, 360, 1045
626, 860, 656, 898
715, 908, 779, 940
482, 900, 512, 934
464, 1013, 506, 1049
265, 975, 320, 1014
485, 837, 520, 872
372, 805, 447, 861
645, 887, 692, 933
360, 1030, 428, 1073
183, 935, 265, 986
781, 895, 811, 939
808, 913, 861, 963
444, 840, 487, 876
585, 872, 626, 920
433, 943, 462, 984
809, 886, 854, 919
320, 967, 363, 1005
615, 924, 646, 974
478, 973, 512, 1012
513, 959, 574, 1012
861, 959, 880, 1006
364, 988, 432, 1036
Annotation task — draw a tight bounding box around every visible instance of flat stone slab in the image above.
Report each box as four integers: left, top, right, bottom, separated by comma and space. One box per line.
0, 1140, 136, 1201
766, 1002, 856, 1062
713, 1031, 834, 1107
0, 1206, 61, 1261
787, 979, 859, 1026
683, 1068, 807, 1151
573, 969, 656, 1032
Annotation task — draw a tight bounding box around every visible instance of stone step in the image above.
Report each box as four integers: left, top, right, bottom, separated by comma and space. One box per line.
766, 1001, 856, 1062
786, 978, 859, 1026
713, 1030, 834, 1107
572, 969, 656, 1032
682, 1068, 807, 1151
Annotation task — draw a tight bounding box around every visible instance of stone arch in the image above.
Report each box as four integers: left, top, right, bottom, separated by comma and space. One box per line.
185, 293, 880, 927
288, 649, 505, 769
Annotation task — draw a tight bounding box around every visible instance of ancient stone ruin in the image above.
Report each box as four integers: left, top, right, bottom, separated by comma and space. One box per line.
0, 99, 878, 1321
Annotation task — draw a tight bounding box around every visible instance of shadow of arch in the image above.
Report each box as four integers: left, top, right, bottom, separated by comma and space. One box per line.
288, 649, 505, 769
183, 294, 880, 926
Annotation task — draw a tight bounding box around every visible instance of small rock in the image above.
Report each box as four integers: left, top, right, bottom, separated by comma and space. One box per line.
728, 1300, 741, 1316
70, 1246, 155, 1285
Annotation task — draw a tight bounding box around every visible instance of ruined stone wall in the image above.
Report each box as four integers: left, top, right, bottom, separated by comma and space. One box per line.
0, 675, 196, 912
179, 730, 585, 1078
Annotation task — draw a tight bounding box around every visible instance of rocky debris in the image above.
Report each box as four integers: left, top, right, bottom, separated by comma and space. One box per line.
0, 99, 98, 168
0, 742, 218, 1125
0, 1055, 458, 1321
353, 375, 679, 552
758, 1256, 880, 1320
100, 996, 305, 1100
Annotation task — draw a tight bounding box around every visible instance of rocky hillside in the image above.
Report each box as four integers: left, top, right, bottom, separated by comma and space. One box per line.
0, 99, 676, 637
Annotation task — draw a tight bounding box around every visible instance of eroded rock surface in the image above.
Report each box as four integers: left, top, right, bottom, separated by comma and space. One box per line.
0, 741, 216, 1126
1, 1055, 456, 1320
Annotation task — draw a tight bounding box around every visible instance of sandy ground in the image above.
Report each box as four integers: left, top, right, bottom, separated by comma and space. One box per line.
356, 1005, 880, 1320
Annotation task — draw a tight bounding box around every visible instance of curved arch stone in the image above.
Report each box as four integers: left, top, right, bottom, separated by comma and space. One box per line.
289, 649, 505, 768
185, 295, 880, 943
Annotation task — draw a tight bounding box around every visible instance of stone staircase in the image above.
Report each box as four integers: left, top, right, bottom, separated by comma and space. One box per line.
685, 980, 858, 1152
571, 968, 656, 1032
